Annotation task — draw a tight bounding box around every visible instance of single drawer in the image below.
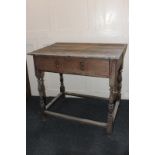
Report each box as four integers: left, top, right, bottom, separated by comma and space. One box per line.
34, 56, 62, 73
34, 56, 109, 78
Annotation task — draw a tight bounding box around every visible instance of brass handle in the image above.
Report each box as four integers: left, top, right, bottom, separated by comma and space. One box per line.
80, 61, 85, 71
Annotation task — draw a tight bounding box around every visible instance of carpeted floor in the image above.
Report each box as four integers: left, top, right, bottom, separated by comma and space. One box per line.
26, 96, 129, 155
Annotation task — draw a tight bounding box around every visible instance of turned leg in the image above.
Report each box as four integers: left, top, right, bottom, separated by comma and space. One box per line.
35, 70, 46, 114
117, 64, 123, 101
107, 60, 118, 134
59, 73, 65, 97
107, 85, 117, 134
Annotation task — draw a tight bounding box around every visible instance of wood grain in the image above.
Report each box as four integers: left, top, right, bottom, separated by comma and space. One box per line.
29, 43, 127, 59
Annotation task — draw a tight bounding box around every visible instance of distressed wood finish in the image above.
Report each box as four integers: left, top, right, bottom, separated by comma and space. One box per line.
34, 56, 109, 78
29, 42, 127, 134
30, 43, 126, 59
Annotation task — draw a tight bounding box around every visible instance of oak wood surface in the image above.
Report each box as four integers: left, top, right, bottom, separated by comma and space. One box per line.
29, 43, 127, 60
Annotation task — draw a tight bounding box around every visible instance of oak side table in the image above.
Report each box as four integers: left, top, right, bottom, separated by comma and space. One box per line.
29, 43, 127, 134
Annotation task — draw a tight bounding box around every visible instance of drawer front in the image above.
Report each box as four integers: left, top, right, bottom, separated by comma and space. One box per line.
34, 56, 109, 77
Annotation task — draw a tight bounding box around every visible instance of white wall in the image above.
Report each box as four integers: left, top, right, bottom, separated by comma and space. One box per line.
27, 0, 129, 99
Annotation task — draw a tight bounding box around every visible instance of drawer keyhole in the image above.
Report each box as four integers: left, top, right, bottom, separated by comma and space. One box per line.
80, 62, 85, 71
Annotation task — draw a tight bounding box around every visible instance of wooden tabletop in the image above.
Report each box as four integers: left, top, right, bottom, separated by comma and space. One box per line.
29, 43, 127, 59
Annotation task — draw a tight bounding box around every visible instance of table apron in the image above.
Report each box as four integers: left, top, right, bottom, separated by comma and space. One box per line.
34, 56, 110, 78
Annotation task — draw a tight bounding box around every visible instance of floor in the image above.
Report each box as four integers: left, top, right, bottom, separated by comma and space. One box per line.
26, 96, 129, 155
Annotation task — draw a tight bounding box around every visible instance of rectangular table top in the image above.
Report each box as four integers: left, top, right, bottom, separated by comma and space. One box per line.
29, 43, 127, 59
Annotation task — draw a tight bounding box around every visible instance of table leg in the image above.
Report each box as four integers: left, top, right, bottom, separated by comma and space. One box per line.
117, 64, 123, 101
59, 73, 65, 97
35, 70, 46, 115
107, 61, 118, 134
